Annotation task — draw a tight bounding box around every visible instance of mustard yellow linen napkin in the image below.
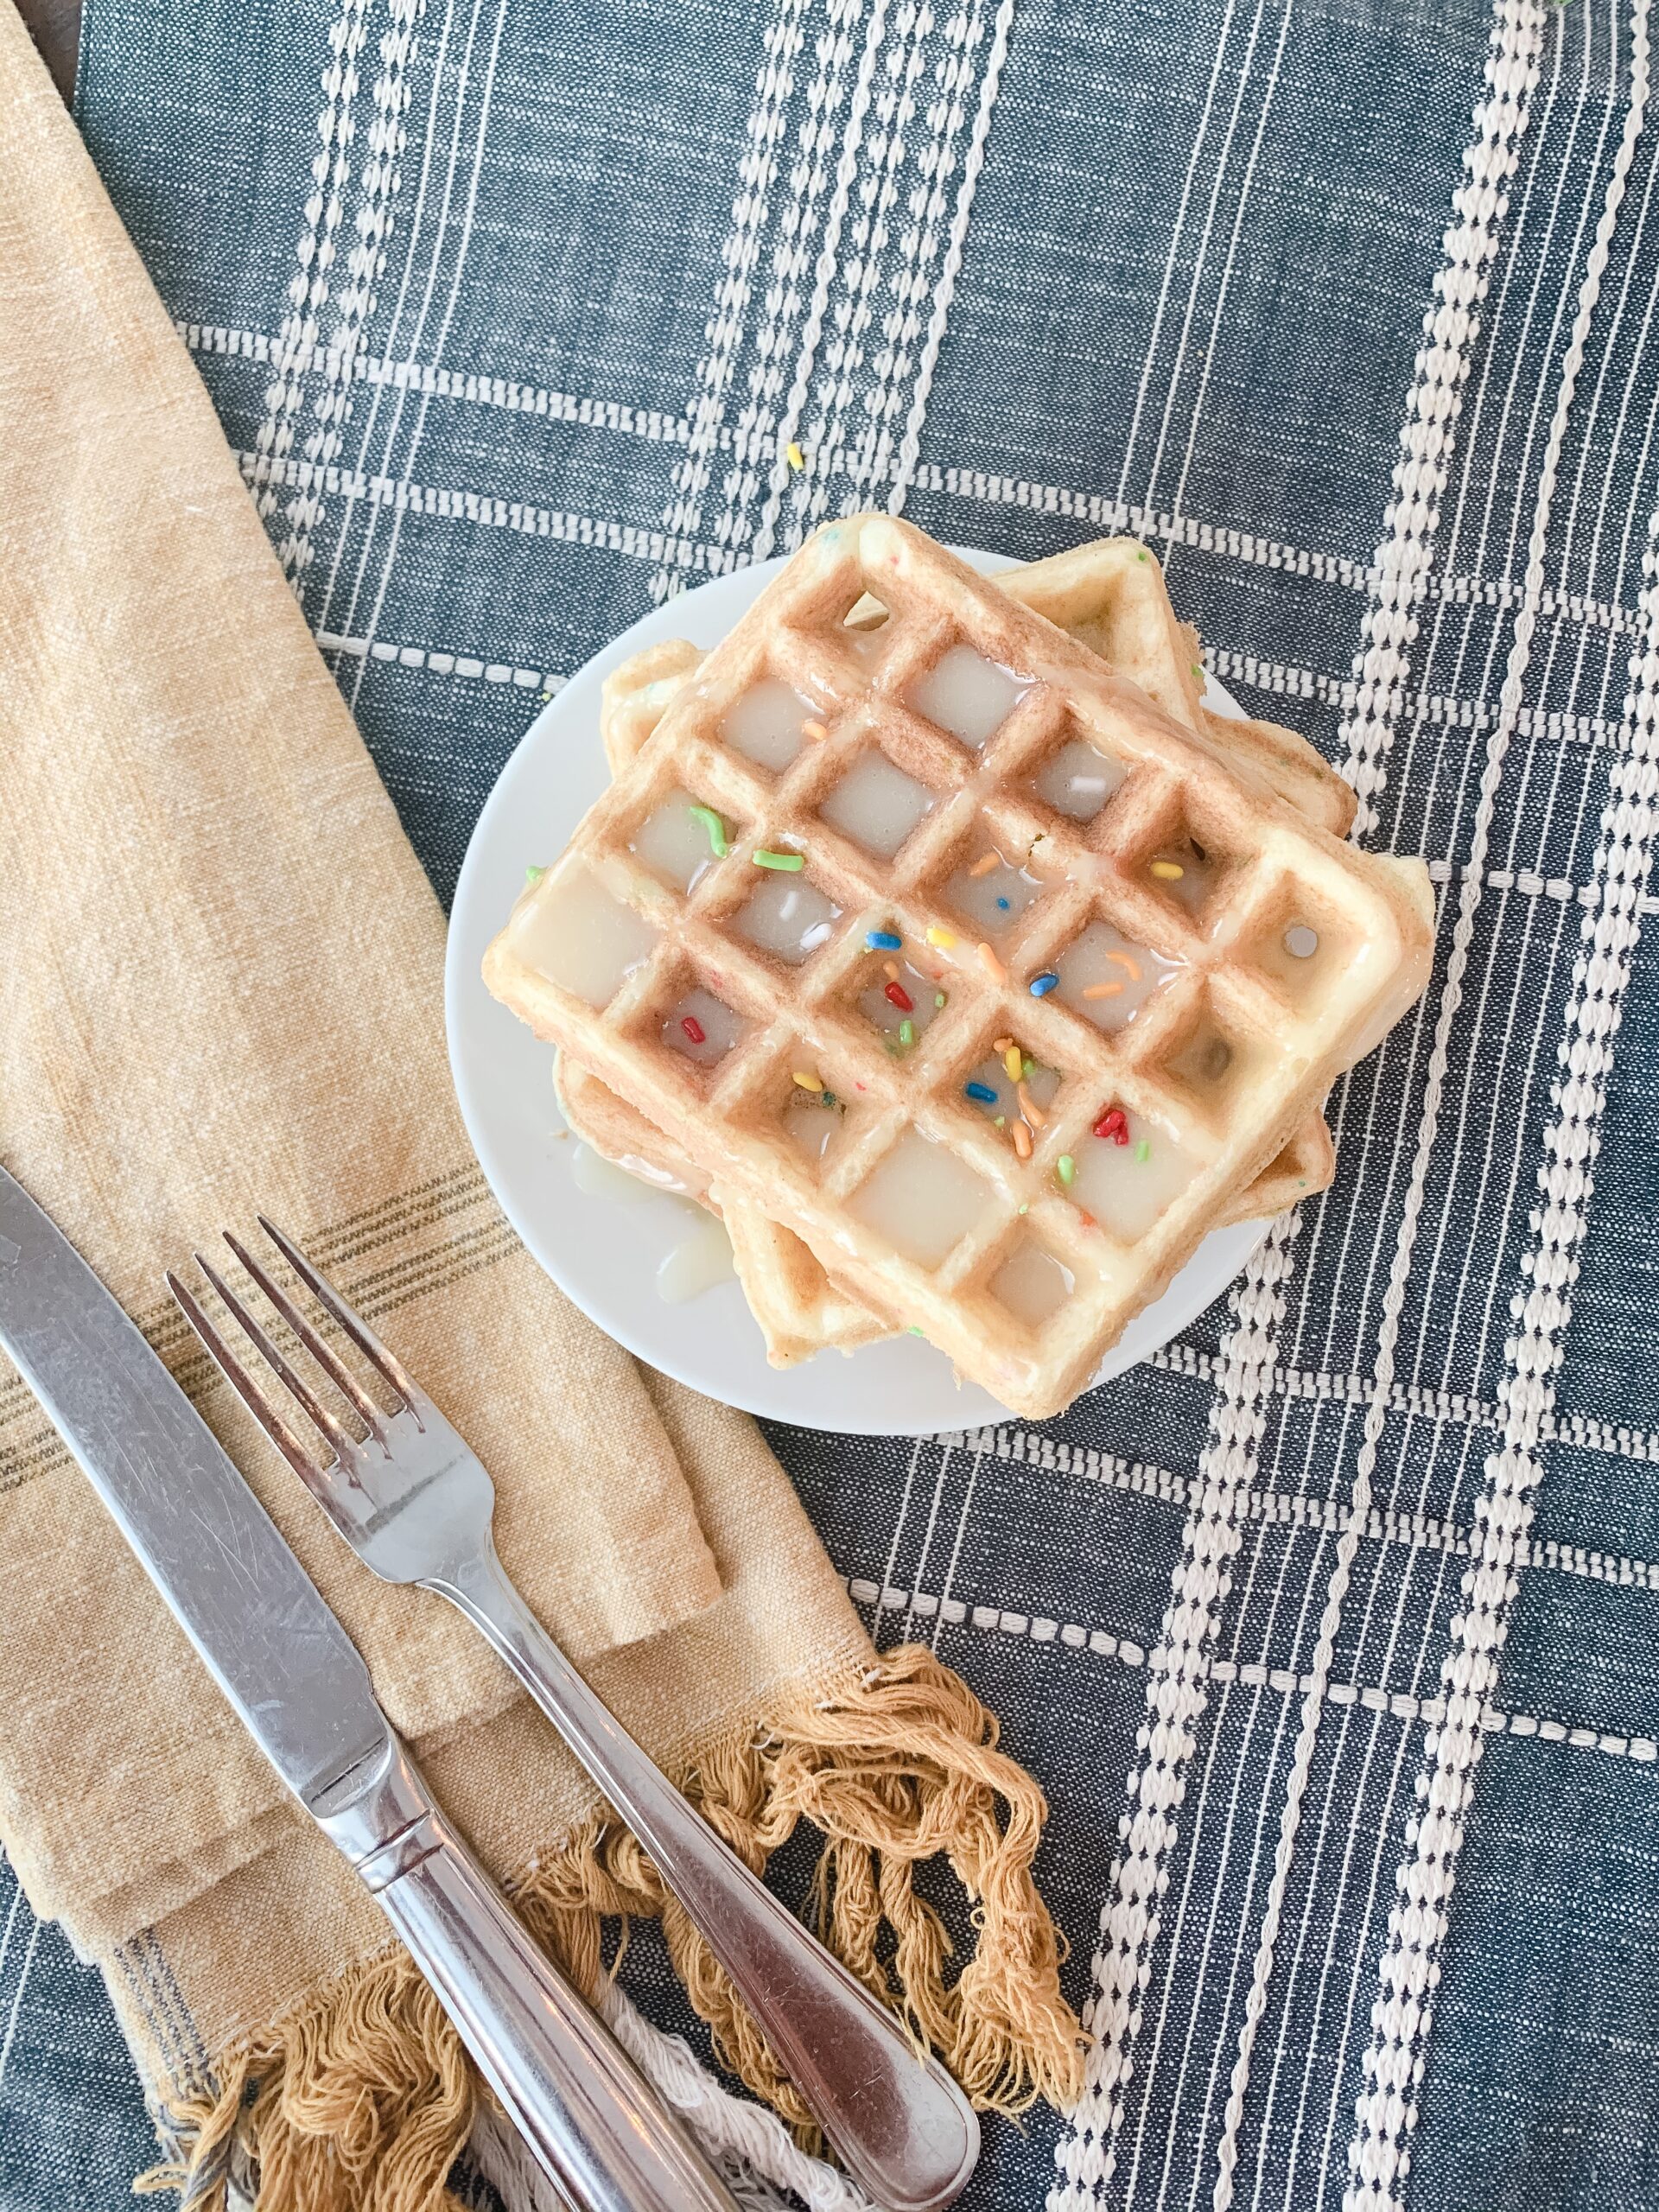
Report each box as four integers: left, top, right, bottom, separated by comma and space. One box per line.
0, 10, 1083, 2204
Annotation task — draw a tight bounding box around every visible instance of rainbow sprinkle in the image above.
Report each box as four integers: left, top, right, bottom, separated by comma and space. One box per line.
926, 925, 957, 949
907, 1325, 925, 1337
1150, 859, 1185, 882
1056, 1154, 1076, 1186
867, 929, 902, 950
899, 1019, 915, 1047
687, 804, 728, 856
786, 441, 806, 471
1029, 970, 1059, 996
964, 1081, 997, 1103
792, 1071, 824, 1092
752, 848, 804, 871
978, 942, 1007, 983
1135, 1139, 1152, 1161
1003, 1045, 1022, 1080
969, 850, 1001, 878
934, 991, 947, 1008
524, 864, 545, 886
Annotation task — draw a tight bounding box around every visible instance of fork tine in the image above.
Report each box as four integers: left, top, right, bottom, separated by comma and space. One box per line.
256, 1215, 419, 1409
224, 1229, 390, 1433
165, 1268, 331, 1487
194, 1249, 359, 1465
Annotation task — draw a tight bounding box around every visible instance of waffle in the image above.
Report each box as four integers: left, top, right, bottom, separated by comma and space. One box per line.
568, 538, 1341, 1365
489, 514, 1433, 1418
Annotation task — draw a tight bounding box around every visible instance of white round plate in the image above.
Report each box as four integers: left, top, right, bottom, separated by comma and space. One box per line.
446, 549, 1267, 1435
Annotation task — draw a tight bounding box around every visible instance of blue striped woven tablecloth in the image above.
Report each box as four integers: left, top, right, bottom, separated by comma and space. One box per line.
6, 1, 1659, 2206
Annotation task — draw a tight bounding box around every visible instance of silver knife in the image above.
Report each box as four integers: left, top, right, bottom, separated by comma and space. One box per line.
0, 1164, 741, 2212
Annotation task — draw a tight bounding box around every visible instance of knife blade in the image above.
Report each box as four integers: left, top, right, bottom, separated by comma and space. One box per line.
0, 1165, 386, 1809
0, 1163, 741, 2212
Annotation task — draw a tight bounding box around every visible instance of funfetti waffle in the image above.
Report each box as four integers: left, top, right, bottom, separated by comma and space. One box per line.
487, 514, 1433, 1419
562, 536, 1344, 1368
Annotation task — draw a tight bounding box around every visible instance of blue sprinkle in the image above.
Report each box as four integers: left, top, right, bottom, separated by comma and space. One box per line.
963, 1080, 998, 1103
866, 929, 902, 950
1029, 971, 1059, 997
996, 895, 1011, 910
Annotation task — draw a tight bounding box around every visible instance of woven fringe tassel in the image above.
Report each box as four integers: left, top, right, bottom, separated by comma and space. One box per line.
143, 1645, 1087, 2212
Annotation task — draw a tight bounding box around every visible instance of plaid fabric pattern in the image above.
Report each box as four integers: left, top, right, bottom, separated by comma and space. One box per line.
6, 0, 1659, 2204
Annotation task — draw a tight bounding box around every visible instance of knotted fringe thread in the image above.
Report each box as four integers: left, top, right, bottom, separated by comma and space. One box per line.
140, 1646, 1087, 2212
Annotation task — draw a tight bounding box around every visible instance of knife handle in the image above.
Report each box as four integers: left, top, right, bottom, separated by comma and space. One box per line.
315, 1737, 739, 2212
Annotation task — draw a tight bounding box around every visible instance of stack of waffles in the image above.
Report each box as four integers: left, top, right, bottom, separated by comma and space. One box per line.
484, 518, 1433, 1419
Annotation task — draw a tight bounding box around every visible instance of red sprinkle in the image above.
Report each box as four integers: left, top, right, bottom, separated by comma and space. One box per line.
1079, 1211, 1097, 1230
1094, 1108, 1130, 1145
681, 1015, 706, 1045
884, 980, 914, 1012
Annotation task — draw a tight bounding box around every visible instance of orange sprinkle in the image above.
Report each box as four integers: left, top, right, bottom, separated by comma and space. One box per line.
977, 942, 1007, 984
1083, 981, 1124, 1000
802, 718, 830, 742
969, 851, 1001, 878
1106, 950, 1142, 981
1079, 1211, 1097, 1230
994, 1034, 1014, 1054
1017, 1081, 1047, 1129
1012, 1121, 1033, 1160
884, 959, 900, 981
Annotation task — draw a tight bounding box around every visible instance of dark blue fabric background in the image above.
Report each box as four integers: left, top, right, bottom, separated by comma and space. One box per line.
6, 1, 1659, 2207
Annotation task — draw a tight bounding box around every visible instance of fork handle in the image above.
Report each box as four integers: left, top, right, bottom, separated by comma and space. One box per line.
435, 1541, 979, 2212
318, 1734, 740, 2212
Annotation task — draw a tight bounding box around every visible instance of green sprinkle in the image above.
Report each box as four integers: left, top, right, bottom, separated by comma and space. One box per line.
1192, 663, 1203, 678
994, 1114, 1007, 1128
688, 804, 728, 857
907, 1325, 925, 1337
1021, 1056, 1035, 1080
524, 864, 545, 887
752, 847, 804, 871
934, 991, 946, 1008
1057, 1154, 1076, 1186
899, 1018, 915, 1046
1136, 550, 1148, 563
1135, 1139, 1152, 1162
1018, 1203, 1029, 1215
821, 1090, 839, 1109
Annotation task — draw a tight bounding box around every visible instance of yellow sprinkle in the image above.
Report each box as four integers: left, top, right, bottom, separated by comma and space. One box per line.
792, 1071, 824, 1092
977, 942, 1007, 984
1150, 860, 1185, 881
926, 925, 957, 949
1018, 1081, 1047, 1129
1012, 1120, 1033, 1160
1083, 981, 1124, 1000
802, 718, 830, 742
1003, 1045, 1023, 1079
786, 441, 805, 471
969, 851, 1001, 878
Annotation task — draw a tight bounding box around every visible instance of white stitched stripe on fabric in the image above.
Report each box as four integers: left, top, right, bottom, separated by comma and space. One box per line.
186, 321, 1649, 639
1344, 4, 1654, 2202
960, 1426, 1659, 1592
842, 1579, 1659, 1764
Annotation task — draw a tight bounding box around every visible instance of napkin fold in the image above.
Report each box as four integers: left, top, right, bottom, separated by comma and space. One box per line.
0, 10, 1083, 2204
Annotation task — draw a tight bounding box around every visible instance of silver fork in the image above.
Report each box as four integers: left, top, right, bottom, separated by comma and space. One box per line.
168, 1217, 979, 2212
